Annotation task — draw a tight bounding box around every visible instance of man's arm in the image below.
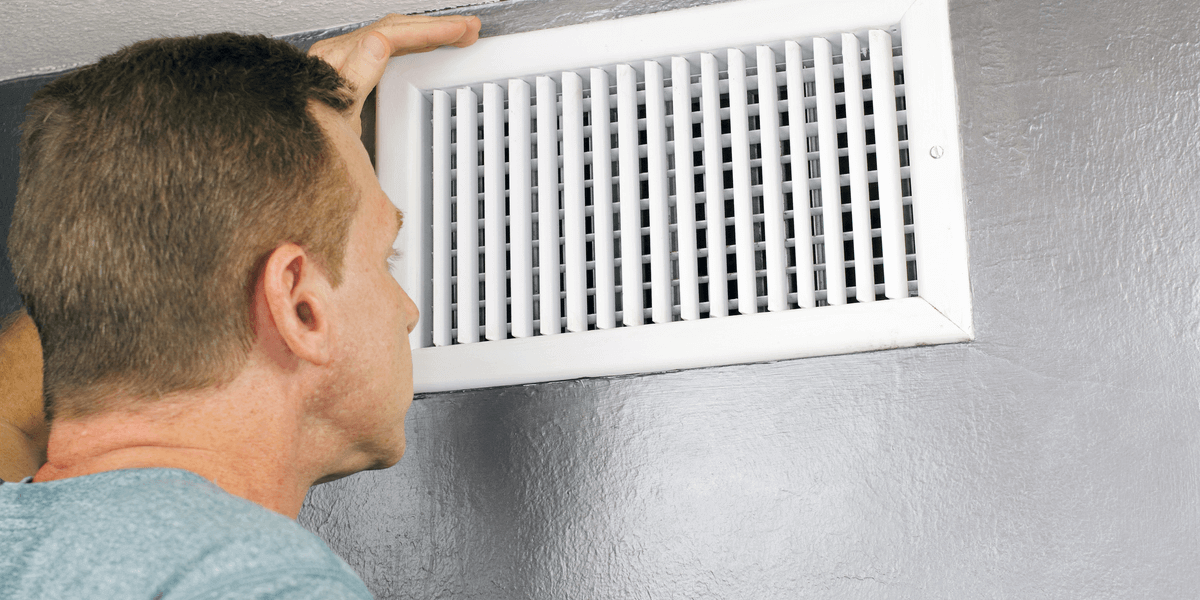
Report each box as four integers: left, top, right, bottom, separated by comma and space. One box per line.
0, 311, 47, 482
308, 14, 482, 134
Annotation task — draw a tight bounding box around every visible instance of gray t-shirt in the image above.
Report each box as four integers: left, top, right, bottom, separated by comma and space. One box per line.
0, 467, 371, 599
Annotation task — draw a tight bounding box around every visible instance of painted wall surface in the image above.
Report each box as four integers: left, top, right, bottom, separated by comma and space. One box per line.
298, 0, 1200, 598
0, 0, 500, 82
0, 0, 1196, 597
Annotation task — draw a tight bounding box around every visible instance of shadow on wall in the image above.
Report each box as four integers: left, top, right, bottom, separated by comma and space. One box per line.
0, 74, 58, 316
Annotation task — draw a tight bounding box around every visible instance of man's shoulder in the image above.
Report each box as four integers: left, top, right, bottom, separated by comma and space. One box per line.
1, 467, 310, 547
0, 468, 371, 599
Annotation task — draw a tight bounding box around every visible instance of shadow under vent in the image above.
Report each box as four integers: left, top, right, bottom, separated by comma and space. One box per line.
378, 0, 971, 393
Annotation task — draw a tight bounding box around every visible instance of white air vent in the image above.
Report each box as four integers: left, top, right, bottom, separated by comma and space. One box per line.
378, 0, 971, 393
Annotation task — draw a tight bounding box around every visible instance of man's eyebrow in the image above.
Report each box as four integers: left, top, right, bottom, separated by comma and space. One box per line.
392, 206, 404, 236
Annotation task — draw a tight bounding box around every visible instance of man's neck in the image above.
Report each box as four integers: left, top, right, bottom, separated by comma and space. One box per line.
34, 381, 322, 519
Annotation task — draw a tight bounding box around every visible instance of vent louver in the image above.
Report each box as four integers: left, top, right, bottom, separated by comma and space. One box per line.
378, 0, 972, 393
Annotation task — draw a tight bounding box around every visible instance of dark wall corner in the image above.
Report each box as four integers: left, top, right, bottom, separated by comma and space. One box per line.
0, 73, 63, 316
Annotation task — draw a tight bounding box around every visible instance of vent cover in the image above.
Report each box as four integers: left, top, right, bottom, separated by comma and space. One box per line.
378, 0, 971, 393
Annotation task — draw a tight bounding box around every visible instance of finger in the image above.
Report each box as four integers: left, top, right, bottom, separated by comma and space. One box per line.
341, 31, 390, 94
373, 15, 480, 56
393, 44, 443, 55
334, 32, 391, 130
449, 17, 482, 48
307, 14, 481, 133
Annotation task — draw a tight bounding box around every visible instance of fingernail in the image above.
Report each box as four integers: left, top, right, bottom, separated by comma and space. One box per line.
363, 34, 387, 60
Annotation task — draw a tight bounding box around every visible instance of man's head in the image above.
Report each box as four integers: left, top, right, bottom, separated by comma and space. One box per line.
9, 33, 359, 422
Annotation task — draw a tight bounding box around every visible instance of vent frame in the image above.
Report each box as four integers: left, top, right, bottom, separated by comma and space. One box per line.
378, 0, 971, 393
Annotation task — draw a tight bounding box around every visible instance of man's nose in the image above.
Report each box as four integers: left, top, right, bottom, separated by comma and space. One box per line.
401, 287, 419, 334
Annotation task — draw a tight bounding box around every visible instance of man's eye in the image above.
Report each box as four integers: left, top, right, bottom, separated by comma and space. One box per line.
387, 249, 403, 269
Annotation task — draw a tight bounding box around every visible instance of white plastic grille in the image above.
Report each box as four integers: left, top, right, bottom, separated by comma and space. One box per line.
428, 30, 916, 346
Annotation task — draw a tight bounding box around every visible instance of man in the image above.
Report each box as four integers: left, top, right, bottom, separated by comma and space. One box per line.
0, 14, 480, 598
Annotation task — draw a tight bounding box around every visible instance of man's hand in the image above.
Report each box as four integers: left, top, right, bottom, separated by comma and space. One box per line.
309, 14, 481, 133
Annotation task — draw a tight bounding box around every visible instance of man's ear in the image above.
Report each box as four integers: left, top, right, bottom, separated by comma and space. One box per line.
259, 243, 333, 366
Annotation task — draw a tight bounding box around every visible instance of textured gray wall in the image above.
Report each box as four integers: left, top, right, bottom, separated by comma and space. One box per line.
297, 0, 1200, 597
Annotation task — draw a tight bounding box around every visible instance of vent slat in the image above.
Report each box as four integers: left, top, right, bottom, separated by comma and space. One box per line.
590, 68, 618, 329
616, 64, 645, 326
814, 38, 847, 305
756, 45, 789, 312
644, 60, 673, 324
842, 34, 876, 303
483, 83, 507, 340
671, 57, 701, 321
785, 41, 817, 309
562, 72, 588, 332
700, 52, 731, 318
508, 79, 535, 338
423, 30, 917, 345
870, 30, 908, 300
535, 76, 562, 335
455, 87, 481, 342
728, 49, 758, 315
432, 91, 453, 346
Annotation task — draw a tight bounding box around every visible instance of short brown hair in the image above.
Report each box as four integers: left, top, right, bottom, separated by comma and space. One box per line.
9, 33, 357, 421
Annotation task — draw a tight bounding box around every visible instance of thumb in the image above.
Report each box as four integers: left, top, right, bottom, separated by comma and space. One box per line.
341, 32, 391, 117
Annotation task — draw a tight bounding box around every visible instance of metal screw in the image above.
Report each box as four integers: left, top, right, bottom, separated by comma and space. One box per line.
929, 146, 944, 159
